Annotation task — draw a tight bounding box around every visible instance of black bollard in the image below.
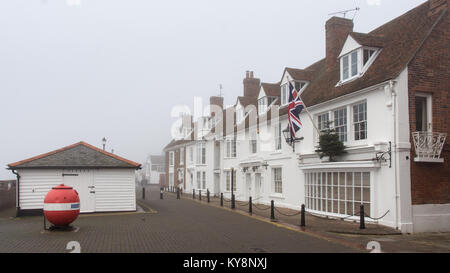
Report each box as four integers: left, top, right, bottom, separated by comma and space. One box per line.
142, 187, 146, 200
231, 194, 235, 209
249, 197, 252, 215
207, 189, 210, 203
160, 187, 163, 199
300, 204, 306, 227
360, 204, 365, 229
220, 193, 223, 207
199, 190, 201, 201
193, 189, 195, 199
177, 188, 180, 199
270, 200, 275, 221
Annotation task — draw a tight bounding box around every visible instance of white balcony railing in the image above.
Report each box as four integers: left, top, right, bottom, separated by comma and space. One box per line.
412, 131, 447, 162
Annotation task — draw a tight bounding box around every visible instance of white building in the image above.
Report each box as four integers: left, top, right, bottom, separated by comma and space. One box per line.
165, 1, 449, 233
8, 141, 141, 215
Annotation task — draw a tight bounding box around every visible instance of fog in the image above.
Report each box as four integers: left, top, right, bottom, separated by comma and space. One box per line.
0, 0, 425, 179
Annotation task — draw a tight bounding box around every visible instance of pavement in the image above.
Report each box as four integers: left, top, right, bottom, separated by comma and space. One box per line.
0, 185, 357, 253
0, 185, 448, 253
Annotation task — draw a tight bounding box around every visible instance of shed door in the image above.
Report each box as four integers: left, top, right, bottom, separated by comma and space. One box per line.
63, 169, 95, 213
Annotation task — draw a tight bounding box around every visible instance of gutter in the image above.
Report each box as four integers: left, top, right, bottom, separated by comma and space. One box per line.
9, 168, 20, 217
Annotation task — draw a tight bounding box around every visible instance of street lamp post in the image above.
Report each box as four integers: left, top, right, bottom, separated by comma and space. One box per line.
282, 127, 303, 152
231, 167, 235, 209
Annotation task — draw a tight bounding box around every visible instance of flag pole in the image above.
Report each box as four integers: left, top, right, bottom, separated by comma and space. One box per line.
288, 78, 321, 136
302, 100, 321, 136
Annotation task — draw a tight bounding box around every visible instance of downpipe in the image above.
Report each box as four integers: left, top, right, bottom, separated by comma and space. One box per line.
390, 80, 400, 230
10, 169, 20, 217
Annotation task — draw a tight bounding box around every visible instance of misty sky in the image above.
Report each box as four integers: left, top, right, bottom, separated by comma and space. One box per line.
0, 0, 426, 179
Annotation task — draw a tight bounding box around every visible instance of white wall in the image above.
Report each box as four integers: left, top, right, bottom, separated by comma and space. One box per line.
17, 168, 136, 213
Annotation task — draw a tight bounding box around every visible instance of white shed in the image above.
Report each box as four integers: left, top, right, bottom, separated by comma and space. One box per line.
8, 141, 141, 215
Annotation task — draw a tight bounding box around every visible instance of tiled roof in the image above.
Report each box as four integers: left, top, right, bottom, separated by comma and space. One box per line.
8, 142, 141, 169
349, 32, 386, 48
284, 67, 316, 81
237, 96, 258, 107
261, 82, 281, 97
302, 2, 445, 107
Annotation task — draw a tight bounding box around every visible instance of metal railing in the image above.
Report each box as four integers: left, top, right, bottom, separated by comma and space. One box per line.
412, 131, 447, 161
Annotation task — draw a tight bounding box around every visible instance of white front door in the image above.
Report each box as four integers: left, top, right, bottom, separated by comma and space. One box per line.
245, 173, 252, 200
63, 169, 95, 213
255, 173, 261, 200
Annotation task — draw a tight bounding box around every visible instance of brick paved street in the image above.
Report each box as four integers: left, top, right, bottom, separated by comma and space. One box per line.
166, 187, 450, 253
0, 185, 359, 253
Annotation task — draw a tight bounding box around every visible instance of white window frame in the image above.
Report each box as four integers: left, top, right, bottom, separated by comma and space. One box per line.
272, 167, 283, 194
274, 123, 282, 151
180, 147, 184, 165
333, 107, 348, 143
196, 171, 201, 189
340, 47, 379, 84
225, 138, 237, 158
415, 92, 433, 132
281, 83, 288, 106
196, 142, 206, 165
189, 146, 194, 163
249, 130, 257, 154
202, 171, 206, 189
258, 97, 268, 114
352, 101, 368, 141
169, 151, 174, 166
304, 171, 371, 218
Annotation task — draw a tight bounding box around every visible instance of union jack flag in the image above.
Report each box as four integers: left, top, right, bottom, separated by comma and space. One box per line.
288, 82, 304, 142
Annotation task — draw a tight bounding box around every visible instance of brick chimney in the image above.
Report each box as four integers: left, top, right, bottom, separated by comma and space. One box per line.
429, 0, 448, 16
209, 96, 223, 117
243, 70, 260, 98
325, 17, 354, 71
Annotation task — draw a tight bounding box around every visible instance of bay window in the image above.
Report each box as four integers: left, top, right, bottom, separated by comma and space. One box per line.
305, 171, 371, 217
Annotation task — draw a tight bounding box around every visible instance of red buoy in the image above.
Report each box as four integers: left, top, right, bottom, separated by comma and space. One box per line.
43, 184, 80, 227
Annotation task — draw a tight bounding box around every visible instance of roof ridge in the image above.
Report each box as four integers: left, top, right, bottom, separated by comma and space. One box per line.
8, 141, 140, 168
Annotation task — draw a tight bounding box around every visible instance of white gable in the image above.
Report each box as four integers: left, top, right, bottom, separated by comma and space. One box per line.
338, 35, 362, 58
280, 70, 293, 85
258, 87, 267, 100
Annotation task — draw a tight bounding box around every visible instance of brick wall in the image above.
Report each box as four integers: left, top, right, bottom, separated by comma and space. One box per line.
0, 181, 16, 211
408, 6, 450, 204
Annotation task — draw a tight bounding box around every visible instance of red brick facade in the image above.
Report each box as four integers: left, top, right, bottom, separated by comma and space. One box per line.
164, 146, 187, 189
408, 1, 449, 204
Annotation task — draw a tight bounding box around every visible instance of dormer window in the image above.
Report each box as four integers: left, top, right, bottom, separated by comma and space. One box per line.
236, 106, 244, 123
295, 81, 307, 92
363, 49, 376, 66
258, 97, 267, 114
281, 84, 288, 105
258, 96, 277, 114
340, 47, 379, 83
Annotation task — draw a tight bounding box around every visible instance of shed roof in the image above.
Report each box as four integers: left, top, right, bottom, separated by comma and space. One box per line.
8, 141, 141, 169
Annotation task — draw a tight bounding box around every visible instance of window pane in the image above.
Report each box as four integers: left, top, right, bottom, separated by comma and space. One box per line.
343, 55, 349, 79
351, 51, 358, 76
